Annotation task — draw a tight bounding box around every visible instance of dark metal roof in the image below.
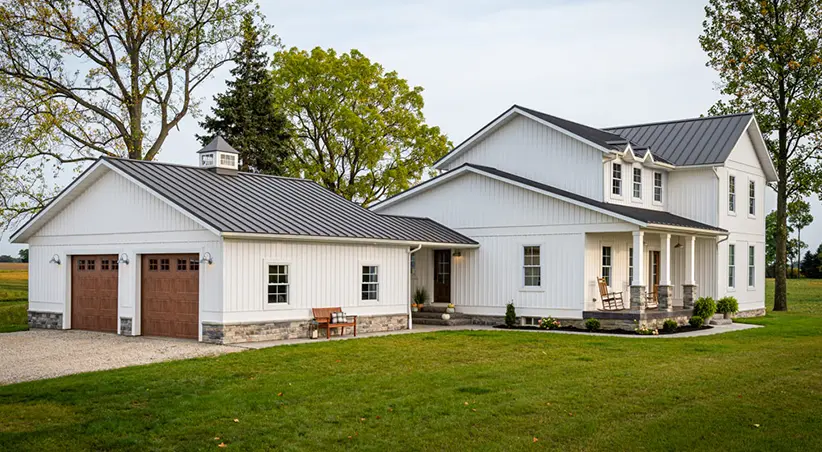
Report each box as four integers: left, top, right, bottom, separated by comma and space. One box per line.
604, 113, 753, 166
103, 157, 477, 245
465, 164, 726, 233
516, 105, 626, 150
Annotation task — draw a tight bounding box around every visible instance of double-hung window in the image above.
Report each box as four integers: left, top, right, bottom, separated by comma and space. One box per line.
729, 175, 736, 212
602, 246, 612, 286
748, 180, 756, 215
653, 172, 663, 203
748, 245, 755, 287
523, 246, 541, 287
628, 247, 634, 284
612, 163, 622, 195
267, 264, 289, 304
362, 266, 379, 300
633, 168, 642, 199
728, 244, 736, 288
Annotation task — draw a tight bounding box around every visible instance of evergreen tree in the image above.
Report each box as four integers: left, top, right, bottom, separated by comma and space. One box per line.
198, 14, 290, 174
800, 250, 821, 279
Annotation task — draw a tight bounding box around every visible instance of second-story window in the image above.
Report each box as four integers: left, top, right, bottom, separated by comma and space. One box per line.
653, 172, 663, 203
632, 168, 642, 199
612, 163, 622, 195
729, 175, 736, 212
748, 180, 756, 215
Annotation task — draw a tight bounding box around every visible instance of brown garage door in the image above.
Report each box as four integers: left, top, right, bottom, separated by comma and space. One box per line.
141, 254, 199, 339
71, 255, 119, 332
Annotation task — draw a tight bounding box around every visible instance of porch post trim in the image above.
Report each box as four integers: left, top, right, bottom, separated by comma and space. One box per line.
660, 233, 671, 286
630, 230, 645, 311
685, 235, 696, 285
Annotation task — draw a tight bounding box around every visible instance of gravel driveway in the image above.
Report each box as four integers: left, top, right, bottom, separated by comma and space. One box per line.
0, 329, 240, 385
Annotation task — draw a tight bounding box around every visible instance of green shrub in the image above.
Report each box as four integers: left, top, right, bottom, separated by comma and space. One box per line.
716, 296, 739, 315
662, 319, 678, 333
505, 302, 517, 327
585, 318, 601, 331
689, 315, 704, 327
693, 297, 717, 320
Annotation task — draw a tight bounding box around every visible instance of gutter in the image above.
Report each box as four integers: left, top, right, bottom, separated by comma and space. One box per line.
221, 232, 479, 249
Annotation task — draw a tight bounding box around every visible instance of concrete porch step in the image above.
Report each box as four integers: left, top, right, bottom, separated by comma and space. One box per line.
412, 318, 474, 326
417, 305, 450, 313
710, 318, 733, 325
412, 311, 461, 319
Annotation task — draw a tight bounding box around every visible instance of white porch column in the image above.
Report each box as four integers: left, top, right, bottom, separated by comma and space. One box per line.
683, 235, 697, 309
630, 230, 645, 310
658, 233, 673, 310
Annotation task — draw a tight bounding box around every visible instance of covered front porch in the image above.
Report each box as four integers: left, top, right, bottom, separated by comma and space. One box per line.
584, 229, 721, 316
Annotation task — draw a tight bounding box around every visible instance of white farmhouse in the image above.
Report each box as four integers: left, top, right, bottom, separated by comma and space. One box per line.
372, 105, 777, 325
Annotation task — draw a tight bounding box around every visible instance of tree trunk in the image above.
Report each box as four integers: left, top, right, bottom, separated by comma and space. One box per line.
773, 129, 789, 311
797, 228, 802, 278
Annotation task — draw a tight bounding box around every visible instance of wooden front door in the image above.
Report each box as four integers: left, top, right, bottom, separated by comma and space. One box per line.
141, 254, 200, 339
71, 255, 119, 332
649, 251, 660, 288
434, 249, 451, 303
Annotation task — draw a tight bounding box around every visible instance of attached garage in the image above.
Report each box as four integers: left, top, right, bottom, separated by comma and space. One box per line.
141, 254, 200, 339
71, 255, 119, 332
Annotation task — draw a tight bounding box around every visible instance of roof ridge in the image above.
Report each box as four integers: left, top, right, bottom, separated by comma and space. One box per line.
514, 104, 624, 140
104, 156, 312, 183
604, 111, 754, 131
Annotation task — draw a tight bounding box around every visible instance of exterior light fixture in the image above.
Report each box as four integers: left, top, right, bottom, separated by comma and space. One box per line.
200, 252, 213, 265
49, 254, 61, 265
674, 237, 683, 249
452, 250, 462, 257
117, 253, 130, 265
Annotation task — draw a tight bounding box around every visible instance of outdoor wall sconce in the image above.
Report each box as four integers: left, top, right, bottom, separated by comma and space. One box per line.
452, 250, 462, 257
200, 252, 213, 265
117, 253, 130, 265
49, 254, 61, 265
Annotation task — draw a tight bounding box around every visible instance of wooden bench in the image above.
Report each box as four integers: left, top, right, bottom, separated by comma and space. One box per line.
312, 307, 357, 339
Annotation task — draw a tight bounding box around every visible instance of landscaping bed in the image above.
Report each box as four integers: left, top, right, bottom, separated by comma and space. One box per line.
493, 324, 713, 335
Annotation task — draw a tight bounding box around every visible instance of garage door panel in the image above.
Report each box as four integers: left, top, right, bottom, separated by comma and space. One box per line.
142, 253, 199, 339
71, 255, 119, 332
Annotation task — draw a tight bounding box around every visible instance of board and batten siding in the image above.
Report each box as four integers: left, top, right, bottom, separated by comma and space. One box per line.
667, 168, 719, 227
26, 168, 221, 334
439, 115, 605, 200
221, 239, 409, 323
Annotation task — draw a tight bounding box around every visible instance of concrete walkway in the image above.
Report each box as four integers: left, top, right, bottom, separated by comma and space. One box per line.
232, 321, 762, 349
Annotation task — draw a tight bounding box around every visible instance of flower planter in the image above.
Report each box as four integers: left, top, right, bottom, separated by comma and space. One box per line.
441, 313, 451, 321
723, 312, 732, 319
411, 306, 418, 312
446, 307, 455, 314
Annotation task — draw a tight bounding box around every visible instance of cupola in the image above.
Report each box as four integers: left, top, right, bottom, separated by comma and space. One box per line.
198, 135, 239, 175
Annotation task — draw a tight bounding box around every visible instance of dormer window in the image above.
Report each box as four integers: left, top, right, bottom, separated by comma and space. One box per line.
220, 154, 236, 167
612, 163, 622, 195
632, 167, 642, 199
201, 153, 215, 167
197, 135, 239, 174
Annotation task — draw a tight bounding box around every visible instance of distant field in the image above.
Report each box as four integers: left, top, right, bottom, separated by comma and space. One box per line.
0, 264, 28, 333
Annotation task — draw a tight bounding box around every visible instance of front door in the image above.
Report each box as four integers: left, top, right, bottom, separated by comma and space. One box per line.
434, 249, 451, 303
649, 251, 660, 289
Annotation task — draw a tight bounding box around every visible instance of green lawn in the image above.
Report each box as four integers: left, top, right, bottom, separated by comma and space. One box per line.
1, 280, 821, 450
0, 266, 28, 333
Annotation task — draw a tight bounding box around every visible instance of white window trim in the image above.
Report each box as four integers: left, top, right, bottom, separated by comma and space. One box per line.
601, 245, 613, 288
748, 178, 756, 218
632, 166, 642, 202
628, 247, 634, 286
652, 171, 663, 205
728, 173, 737, 216
611, 162, 623, 198
748, 245, 756, 289
359, 262, 380, 304
263, 260, 292, 310
728, 243, 736, 291
520, 244, 544, 292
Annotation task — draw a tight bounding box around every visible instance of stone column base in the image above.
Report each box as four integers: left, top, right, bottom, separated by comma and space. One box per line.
683, 284, 698, 309
657, 285, 673, 311
630, 285, 645, 311
120, 317, 134, 336
28, 311, 63, 329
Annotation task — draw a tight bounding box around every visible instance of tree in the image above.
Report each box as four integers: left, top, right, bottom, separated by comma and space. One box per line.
18, 248, 27, 264
270, 47, 450, 206
800, 248, 821, 278
0, 255, 14, 263
0, 0, 259, 231
700, 0, 822, 311
198, 13, 290, 174
787, 197, 813, 275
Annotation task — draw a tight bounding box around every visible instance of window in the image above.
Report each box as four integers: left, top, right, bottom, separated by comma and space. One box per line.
78, 259, 86, 271
653, 172, 663, 202
602, 246, 612, 286
201, 153, 214, 166
728, 175, 736, 212
523, 246, 541, 287
267, 264, 289, 304
362, 266, 379, 300
87, 259, 95, 271
748, 245, 755, 287
628, 247, 634, 283
220, 153, 236, 167
177, 259, 187, 271
410, 253, 416, 275
189, 258, 200, 271
101, 259, 109, 270
612, 163, 622, 195
160, 258, 170, 271
112, 259, 119, 271
728, 244, 736, 288
632, 168, 642, 199
749, 180, 756, 215
149, 259, 158, 271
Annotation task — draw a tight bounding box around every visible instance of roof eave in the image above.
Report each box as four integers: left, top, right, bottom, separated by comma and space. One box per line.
221, 231, 480, 248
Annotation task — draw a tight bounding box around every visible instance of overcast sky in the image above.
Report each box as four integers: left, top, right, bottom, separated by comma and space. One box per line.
2, 0, 819, 256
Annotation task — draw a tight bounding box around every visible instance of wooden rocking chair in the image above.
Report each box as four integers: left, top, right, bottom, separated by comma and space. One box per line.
597, 277, 625, 311
645, 284, 659, 309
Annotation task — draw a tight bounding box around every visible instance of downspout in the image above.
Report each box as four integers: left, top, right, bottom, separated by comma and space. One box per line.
713, 167, 724, 300
407, 244, 423, 330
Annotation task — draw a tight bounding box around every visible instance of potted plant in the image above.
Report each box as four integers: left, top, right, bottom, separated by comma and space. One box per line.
412, 287, 429, 313
693, 297, 717, 322
411, 303, 419, 312
716, 296, 739, 319
446, 303, 455, 314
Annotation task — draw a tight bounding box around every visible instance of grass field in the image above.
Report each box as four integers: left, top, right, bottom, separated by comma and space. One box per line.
0, 277, 820, 450
0, 263, 27, 333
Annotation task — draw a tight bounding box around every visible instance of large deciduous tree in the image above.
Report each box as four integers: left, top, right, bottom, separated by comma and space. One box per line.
270, 47, 450, 206
0, 0, 258, 231
700, 0, 822, 310
198, 13, 290, 174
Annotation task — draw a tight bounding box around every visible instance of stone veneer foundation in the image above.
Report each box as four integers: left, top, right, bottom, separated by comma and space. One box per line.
28, 311, 63, 329
463, 309, 695, 331
119, 317, 134, 336
202, 314, 408, 344
734, 308, 766, 318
